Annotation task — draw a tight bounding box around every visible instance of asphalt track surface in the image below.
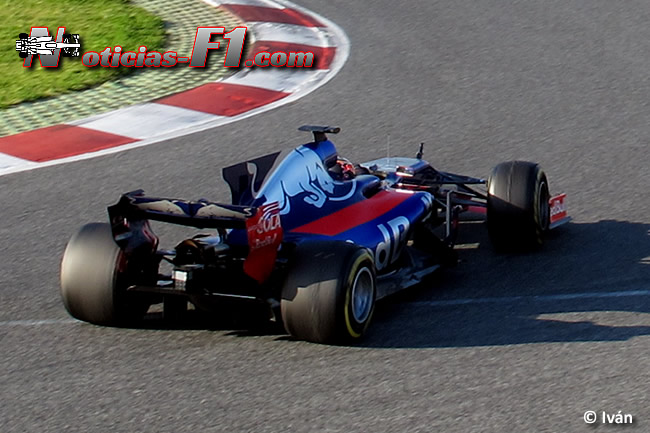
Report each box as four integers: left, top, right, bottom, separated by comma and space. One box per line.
1, 1, 649, 432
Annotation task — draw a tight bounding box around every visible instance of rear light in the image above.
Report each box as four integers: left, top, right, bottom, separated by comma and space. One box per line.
172, 265, 203, 291
173, 270, 188, 291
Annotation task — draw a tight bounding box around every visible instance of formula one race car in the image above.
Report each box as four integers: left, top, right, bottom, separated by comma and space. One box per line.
16, 32, 80, 58
60, 126, 569, 344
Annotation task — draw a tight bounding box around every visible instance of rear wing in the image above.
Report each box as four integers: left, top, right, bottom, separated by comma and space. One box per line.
108, 190, 255, 232
108, 190, 283, 283
298, 125, 340, 142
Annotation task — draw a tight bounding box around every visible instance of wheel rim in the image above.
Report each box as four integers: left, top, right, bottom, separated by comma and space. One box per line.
351, 267, 373, 323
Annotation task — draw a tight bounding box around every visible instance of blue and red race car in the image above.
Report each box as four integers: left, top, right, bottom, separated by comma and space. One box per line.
60, 126, 569, 344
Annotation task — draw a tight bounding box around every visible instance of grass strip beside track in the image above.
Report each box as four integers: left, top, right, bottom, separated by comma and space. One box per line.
0, 0, 166, 108
0, 0, 241, 137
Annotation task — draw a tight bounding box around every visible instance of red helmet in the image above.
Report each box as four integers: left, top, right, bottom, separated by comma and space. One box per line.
334, 157, 355, 180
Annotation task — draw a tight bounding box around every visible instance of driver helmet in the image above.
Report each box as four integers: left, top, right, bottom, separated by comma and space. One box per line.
331, 157, 356, 180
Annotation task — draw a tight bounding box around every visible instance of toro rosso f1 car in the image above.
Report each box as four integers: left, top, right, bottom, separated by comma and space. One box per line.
60, 126, 569, 344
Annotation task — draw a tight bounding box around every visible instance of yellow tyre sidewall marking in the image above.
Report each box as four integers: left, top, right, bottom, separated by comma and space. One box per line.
343, 252, 374, 339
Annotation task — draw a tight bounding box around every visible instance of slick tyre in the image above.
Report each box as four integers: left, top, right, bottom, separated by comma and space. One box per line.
60, 223, 148, 325
487, 161, 550, 251
281, 242, 376, 344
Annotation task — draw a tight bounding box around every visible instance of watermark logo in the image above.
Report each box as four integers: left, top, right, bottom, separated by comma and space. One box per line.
16, 27, 81, 68
15, 26, 313, 69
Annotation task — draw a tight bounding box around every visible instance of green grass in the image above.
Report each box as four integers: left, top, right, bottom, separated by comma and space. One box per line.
0, 0, 166, 108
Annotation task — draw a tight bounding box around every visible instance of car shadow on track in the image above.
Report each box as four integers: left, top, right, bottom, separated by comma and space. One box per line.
130, 220, 650, 347
361, 220, 650, 348
137, 306, 287, 336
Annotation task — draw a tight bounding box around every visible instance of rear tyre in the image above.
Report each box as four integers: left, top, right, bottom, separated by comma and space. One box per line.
281, 242, 376, 344
487, 161, 550, 251
60, 223, 149, 325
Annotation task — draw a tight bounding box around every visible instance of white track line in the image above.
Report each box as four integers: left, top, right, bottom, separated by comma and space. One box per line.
410, 290, 650, 308
248, 22, 335, 46
3, 290, 649, 328
222, 67, 330, 92
74, 103, 222, 139
206, 0, 284, 9
0, 153, 35, 171
0, 319, 77, 327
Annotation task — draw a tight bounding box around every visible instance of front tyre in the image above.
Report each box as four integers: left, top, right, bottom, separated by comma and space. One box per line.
281, 242, 376, 344
60, 223, 149, 325
487, 161, 550, 251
